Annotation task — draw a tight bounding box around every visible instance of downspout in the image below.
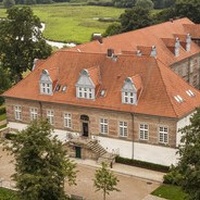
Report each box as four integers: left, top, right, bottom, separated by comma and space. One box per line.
188, 57, 190, 85
39, 101, 43, 119
131, 113, 135, 160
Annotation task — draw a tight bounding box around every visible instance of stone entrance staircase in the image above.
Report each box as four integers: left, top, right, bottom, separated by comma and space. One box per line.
86, 140, 116, 166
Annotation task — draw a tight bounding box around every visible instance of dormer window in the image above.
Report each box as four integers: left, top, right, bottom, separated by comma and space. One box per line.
40, 69, 52, 95
122, 77, 137, 105
76, 69, 95, 100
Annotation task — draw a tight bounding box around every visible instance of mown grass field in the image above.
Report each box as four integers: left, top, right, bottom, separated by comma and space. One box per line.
151, 184, 187, 200
0, 4, 124, 43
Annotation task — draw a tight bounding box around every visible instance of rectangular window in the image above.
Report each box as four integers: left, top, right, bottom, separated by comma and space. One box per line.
119, 121, 128, 137
64, 113, 72, 128
47, 110, 54, 125
41, 83, 51, 94
100, 118, 108, 134
159, 126, 168, 144
77, 87, 94, 99
123, 91, 136, 104
139, 124, 149, 140
30, 107, 38, 120
14, 105, 22, 120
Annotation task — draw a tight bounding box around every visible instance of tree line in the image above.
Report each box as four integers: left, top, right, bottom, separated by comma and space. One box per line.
1, 0, 175, 9
103, 0, 200, 37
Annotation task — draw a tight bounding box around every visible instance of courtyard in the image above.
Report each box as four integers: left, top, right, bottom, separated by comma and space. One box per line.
0, 145, 163, 200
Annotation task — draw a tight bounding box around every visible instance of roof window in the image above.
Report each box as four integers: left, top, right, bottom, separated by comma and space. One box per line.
186, 89, 195, 97
174, 95, 184, 103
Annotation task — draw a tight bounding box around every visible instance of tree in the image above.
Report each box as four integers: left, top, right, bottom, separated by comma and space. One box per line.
175, 0, 200, 23
112, 0, 136, 8
176, 107, 200, 200
0, 6, 52, 83
103, 23, 122, 37
0, 65, 12, 105
119, 7, 154, 32
135, 0, 154, 10
153, 0, 200, 24
6, 119, 77, 200
93, 162, 119, 200
2, 0, 15, 8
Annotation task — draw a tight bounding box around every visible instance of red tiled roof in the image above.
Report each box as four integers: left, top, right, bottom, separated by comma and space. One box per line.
3, 51, 200, 118
68, 18, 200, 67
183, 24, 200, 39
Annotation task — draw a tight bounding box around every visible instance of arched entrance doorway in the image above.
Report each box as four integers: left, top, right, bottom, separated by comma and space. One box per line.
80, 115, 89, 137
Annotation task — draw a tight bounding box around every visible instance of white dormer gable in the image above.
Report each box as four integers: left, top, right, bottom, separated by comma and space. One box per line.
76, 69, 95, 99
40, 69, 53, 95
122, 77, 137, 105
76, 69, 95, 88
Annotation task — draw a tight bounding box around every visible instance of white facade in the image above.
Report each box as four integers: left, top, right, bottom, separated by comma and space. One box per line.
176, 112, 193, 147
98, 136, 179, 166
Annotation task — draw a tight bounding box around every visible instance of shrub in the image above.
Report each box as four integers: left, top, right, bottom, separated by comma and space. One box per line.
163, 165, 184, 185
0, 106, 6, 115
5, 133, 17, 140
115, 156, 169, 172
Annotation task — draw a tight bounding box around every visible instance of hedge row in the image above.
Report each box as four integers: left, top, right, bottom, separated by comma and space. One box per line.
0, 106, 6, 115
115, 156, 169, 173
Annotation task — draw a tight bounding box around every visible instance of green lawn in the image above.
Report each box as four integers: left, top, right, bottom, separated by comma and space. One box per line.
0, 4, 124, 43
0, 113, 6, 121
151, 184, 187, 200
0, 187, 18, 200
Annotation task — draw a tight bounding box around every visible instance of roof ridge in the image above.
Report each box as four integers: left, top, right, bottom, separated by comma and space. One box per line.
156, 58, 178, 118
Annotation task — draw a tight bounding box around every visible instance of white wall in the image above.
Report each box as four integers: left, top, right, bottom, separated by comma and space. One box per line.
98, 136, 178, 166
176, 112, 193, 147
8, 122, 178, 166
7, 122, 78, 143
8, 122, 27, 131
134, 142, 178, 166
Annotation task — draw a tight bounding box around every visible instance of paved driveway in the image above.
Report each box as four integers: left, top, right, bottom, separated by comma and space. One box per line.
0, 146, 161, 200
67, 164, 160, 200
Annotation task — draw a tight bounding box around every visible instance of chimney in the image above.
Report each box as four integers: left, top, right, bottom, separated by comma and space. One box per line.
186, 33, 191, 51
32, 58, 38, 71
107, 48, 114, 57
174, 37, 180, 57
92, 33, 103, 44
150, 45, 157, 57
136, 50, 142, 56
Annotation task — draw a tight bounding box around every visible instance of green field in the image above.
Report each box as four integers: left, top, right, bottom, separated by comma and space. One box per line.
151, 184, 187, 200
0, 4, 124, 43
0, 187, 18, 200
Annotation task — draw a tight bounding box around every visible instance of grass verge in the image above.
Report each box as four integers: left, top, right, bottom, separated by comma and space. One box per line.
151, 184, 187, 200
0, 187, 18, 200
0, 113, 6, 121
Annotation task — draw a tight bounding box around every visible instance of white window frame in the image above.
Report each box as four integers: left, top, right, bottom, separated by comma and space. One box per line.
64, 113, 72, 128
77, 87, 94, 99
41, 83, 52, 95
159, 126, 168, 144
100, 118, 108, 134
123, 91, 136, 104
139, 124, 149, 140
14, 105, 22, 120
119, 121, 128, 137
47, 110, 54, 125
30, 107, 38, 121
